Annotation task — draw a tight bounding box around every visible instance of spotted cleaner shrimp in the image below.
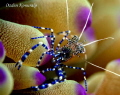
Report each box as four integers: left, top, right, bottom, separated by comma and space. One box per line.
15, 1, 118, 92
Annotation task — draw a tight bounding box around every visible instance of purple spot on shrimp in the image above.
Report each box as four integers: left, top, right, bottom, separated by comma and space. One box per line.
84, 27, 95, 41
0, 41, 5, 58
0, 67, 7, 85
75, 84, 87, 95
75, 7, 92, 33
34, 71, 46, 85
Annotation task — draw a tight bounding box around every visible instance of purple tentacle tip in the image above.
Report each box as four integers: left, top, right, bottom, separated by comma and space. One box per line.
75, 84, 87, 95
41, 33, 53, 66
42, 54, 52, 66
85, 27, 95, 41
116, 59, 120, 62
75, 7, 92, 32
0, 41, 5, 58
44, 33, 51, 47
115, 59, 120, 64
34, 71, 46, 85
0, 67, 7, 85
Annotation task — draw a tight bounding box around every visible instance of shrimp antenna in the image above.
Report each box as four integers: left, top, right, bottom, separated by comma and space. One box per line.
66, 0, 70, 30
83, 37, 114, 46
87, 61, 120, 77
79, 3, 94, 40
